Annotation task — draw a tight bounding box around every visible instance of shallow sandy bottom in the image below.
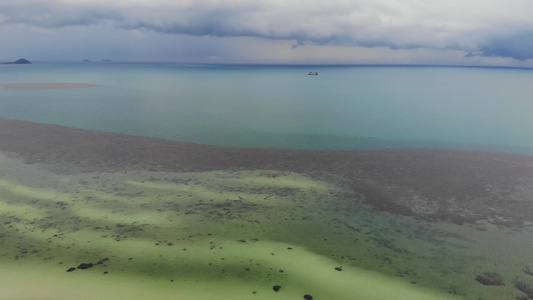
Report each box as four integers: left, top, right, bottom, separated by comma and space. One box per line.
1, 119, 533, 300
0, 82, 98, 90
0, 161, 458, 300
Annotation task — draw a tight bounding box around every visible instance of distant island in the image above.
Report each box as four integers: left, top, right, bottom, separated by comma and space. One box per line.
3, 58, 31, 64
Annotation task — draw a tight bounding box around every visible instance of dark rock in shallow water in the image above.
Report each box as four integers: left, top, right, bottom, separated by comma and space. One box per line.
515, 280, 533, 298
303, 294, 313, 300
475, 272, 505, 286
96, 258, 110, 265
335, 266, 343, 271
66, 267, 76, 272
77, 263, 94, 270
524, 266, 533, 276
273, 285, 281, 292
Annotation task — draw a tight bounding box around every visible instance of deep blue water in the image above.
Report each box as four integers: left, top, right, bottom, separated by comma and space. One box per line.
1, 62, 533, 154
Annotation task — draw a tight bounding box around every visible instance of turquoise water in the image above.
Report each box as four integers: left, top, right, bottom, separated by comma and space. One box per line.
1, 63, 533, 153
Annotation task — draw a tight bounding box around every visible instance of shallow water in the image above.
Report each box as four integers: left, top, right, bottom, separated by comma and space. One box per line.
1, 63, 533, 154
2, 64, 533, 299
1, 153, 533, 300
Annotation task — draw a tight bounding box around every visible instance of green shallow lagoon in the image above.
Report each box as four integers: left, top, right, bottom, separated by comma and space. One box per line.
2, 152, 533, 300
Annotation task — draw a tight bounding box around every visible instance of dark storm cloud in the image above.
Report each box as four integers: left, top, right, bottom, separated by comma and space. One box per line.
2, 0, 533, 61
474, 32, 533, 60
0, 1, 123, 28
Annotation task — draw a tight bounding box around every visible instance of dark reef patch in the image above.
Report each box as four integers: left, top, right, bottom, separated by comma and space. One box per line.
96, 258, 109, 265
2, 118, 533, 228
475, 272, 505, 286
515, 280, 533, 298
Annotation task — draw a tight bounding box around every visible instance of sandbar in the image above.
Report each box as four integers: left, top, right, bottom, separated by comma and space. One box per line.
0, 82, 98, 90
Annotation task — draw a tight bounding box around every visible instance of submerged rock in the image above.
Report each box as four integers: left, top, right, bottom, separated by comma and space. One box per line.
77, 263, 94, 270
303, 294, 313, 300
475, 272, 505, 286
515, 280, 533, 298
96, 258, 110, 265
68, 259, 108, 271
273, 285, 281, 292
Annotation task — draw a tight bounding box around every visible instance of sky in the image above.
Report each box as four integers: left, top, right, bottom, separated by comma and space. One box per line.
1, 0, 533, 66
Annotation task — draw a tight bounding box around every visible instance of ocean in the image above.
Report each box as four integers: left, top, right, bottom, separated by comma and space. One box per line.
2, 63, 533, 300
2, 62, 533, 154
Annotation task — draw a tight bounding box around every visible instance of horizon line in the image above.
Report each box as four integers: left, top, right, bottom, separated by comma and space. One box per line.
6, 59, 533, 70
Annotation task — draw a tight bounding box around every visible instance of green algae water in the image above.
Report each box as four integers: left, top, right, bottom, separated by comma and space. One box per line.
0, 154, 487, 299
2, 150, 533, 300
2, 64, 533, 300
1, 63, 533, 154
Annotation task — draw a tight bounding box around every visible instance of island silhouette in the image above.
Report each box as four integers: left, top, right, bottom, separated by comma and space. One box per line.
3, 58, 31, 64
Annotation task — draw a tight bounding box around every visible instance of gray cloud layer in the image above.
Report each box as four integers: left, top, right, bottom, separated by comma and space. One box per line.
2, 0, 533, 60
